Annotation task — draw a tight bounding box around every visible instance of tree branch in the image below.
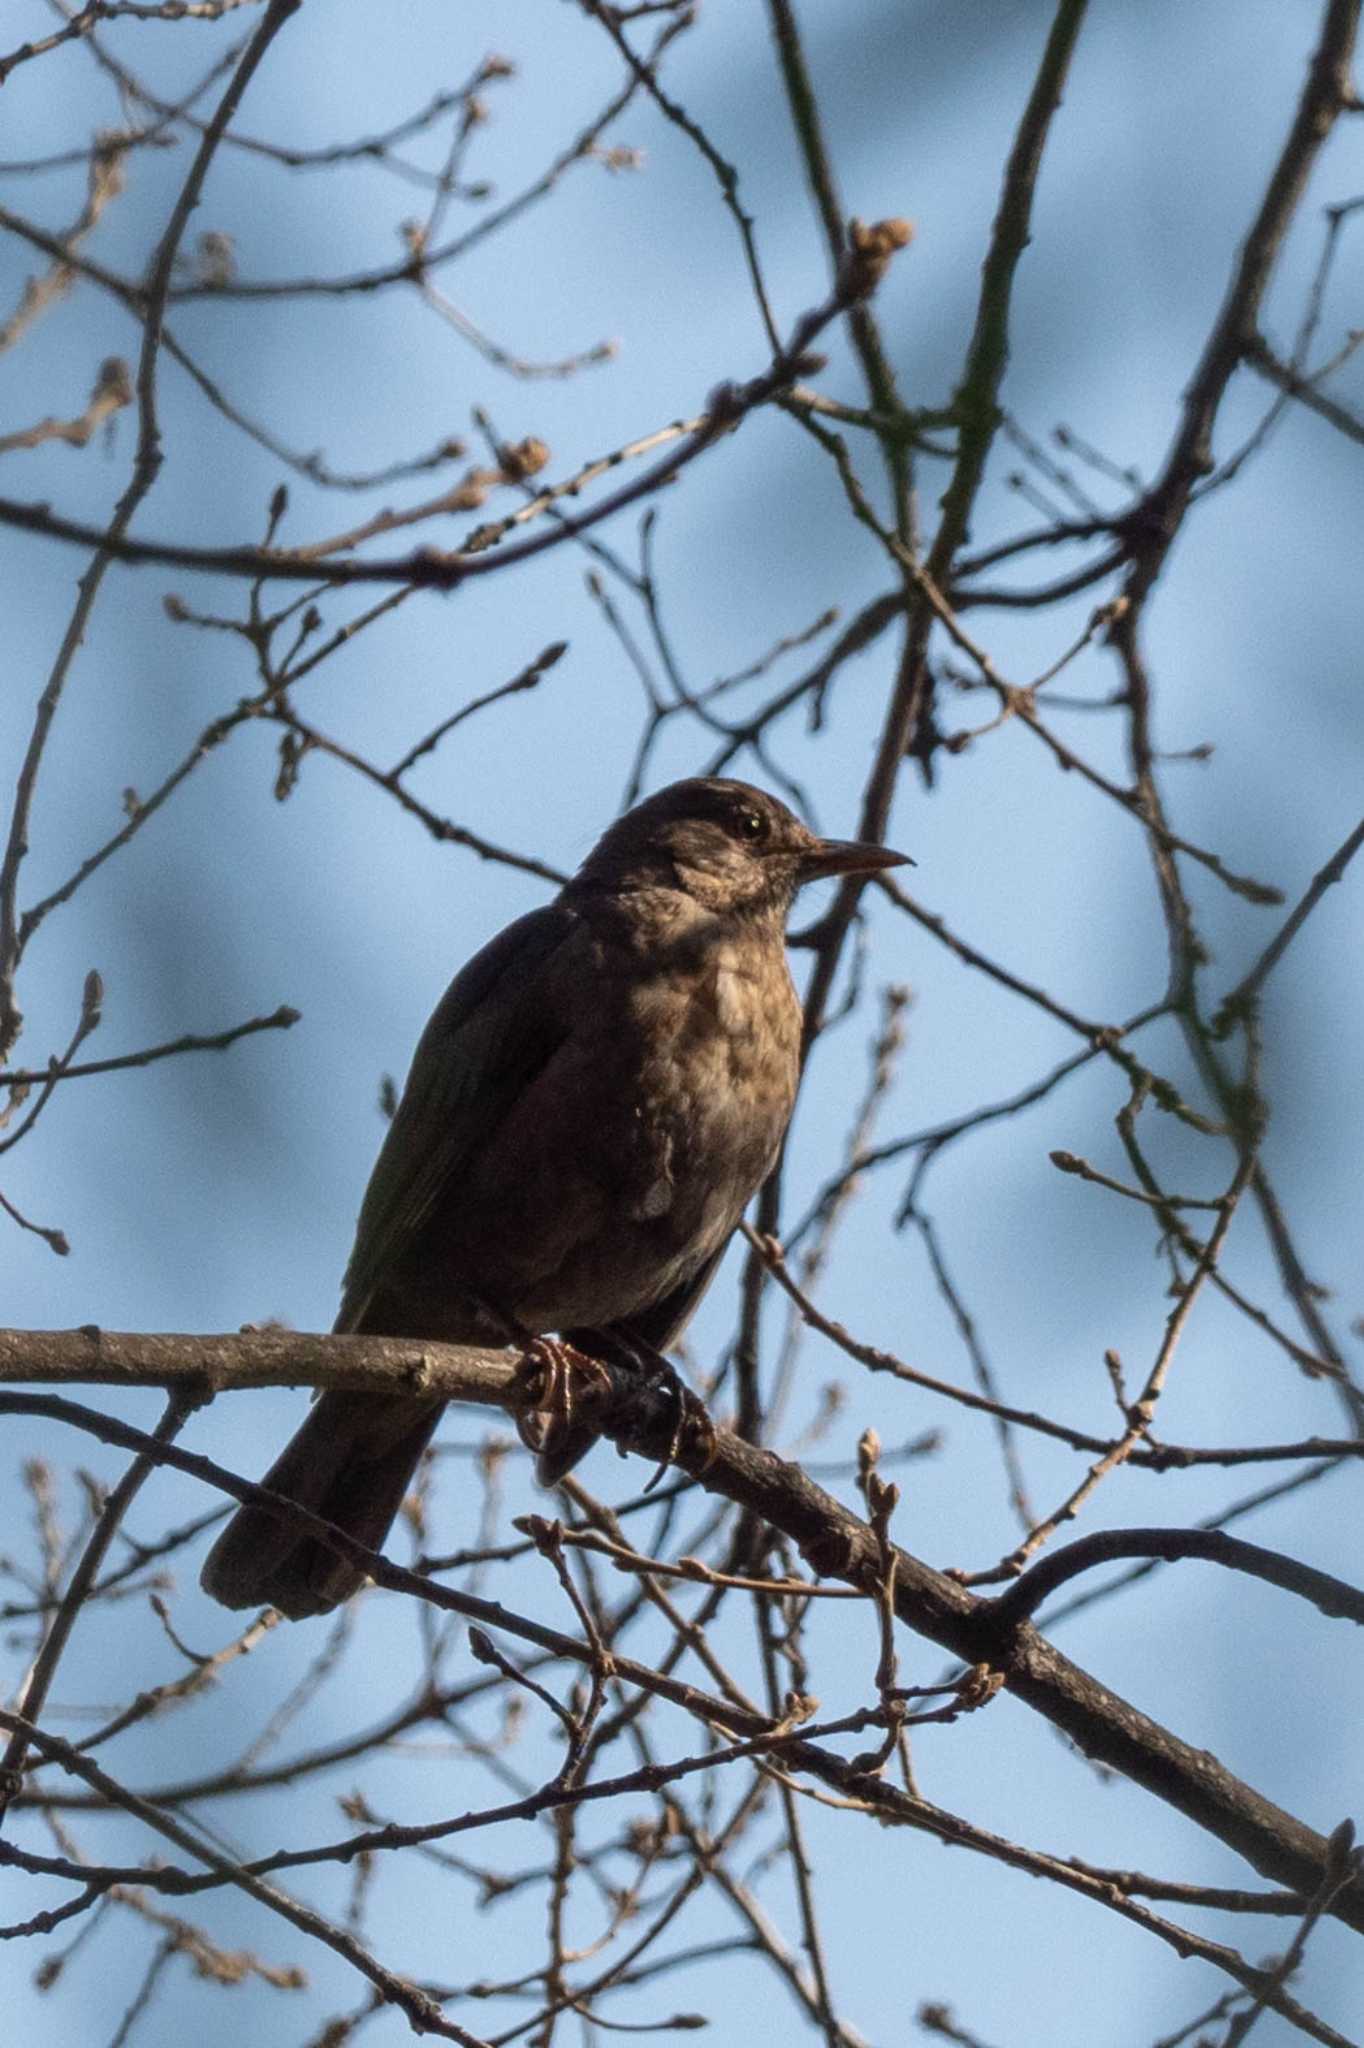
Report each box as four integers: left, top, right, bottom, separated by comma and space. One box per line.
1, 1328, 1362, 1934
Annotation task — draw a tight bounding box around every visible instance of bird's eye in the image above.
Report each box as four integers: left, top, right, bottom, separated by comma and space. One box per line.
737, 810, 768, 842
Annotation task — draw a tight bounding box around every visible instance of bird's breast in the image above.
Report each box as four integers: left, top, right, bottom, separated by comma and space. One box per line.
623, 935, 801, 1227
444, 913, 802, 1335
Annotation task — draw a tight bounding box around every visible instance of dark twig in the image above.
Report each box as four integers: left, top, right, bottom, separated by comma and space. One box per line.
0, 1710, 490, 2044
1213, 813, 1364, 1035
0, 232, 908, 589
0, 0, 303, 1061
0, 1392, 195, 1824
0, 1004, 299, 1088
2, 1372, 1363, 1929
988, 1528, 1364, 1632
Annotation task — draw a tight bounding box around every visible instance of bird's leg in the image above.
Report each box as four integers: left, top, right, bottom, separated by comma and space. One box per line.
456, 1292, 611, 1483
572, 1325, 718, 1489
514, 1336, 612, 1484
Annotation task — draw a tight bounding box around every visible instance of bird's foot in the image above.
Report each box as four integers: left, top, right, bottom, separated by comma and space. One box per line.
579, 1328, 716, 1490
515, 1337, 611, 1486
643, 1373, 716, 1492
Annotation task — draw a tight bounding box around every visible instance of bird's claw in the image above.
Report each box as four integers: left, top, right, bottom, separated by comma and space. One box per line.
516, 1337, 610, 1483
516, 1332, 716, 1489
640, 1361, 716, 1492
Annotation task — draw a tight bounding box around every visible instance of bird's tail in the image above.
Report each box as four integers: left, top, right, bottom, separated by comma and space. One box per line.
200, 1392, 444, 1619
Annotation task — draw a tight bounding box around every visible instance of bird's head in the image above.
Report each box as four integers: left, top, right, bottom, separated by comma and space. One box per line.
571, 777, 909, 919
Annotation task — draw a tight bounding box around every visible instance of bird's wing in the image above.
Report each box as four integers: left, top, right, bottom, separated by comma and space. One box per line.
336, 902, 579, 1333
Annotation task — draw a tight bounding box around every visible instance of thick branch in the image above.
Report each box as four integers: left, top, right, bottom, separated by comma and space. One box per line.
0, 1325, 517, 1401
1, 1326, 1362, 1934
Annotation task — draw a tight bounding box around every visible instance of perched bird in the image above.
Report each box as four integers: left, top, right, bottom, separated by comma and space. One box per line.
201, 777, 907, 1618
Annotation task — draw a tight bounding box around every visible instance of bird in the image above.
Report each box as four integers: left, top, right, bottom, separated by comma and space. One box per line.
200, 776, 907, 1618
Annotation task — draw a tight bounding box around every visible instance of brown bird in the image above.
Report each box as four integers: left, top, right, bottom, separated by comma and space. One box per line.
201, 777, 907, 1618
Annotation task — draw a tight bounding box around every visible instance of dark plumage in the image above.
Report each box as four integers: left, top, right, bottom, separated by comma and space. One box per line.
201, 777, 907, 1617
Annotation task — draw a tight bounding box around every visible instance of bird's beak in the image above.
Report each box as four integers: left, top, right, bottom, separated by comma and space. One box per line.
798, 837, 913, 882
